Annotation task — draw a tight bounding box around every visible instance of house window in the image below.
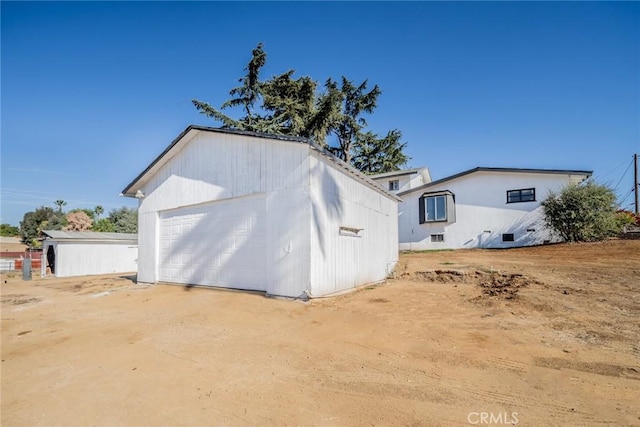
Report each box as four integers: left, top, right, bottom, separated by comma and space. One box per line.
419, 191, 455, 224
389, 180, 399, 191
502, 233, 515, 242
425, 195, 447, 222
431, 234, 444, 243
507, 188, 535, 203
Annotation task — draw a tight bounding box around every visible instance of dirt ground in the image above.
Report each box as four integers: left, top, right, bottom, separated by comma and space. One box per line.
2, 240, 639, 426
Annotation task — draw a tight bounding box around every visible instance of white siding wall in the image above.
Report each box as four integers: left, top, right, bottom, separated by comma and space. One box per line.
137, 132, 311, 297
375, 172, 426, 194
309, 153, 398, 296
399, 172, 581, 250
47, 242, 137, 277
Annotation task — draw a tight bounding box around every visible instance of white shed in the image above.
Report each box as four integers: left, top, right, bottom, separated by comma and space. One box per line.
41, 230, 138, 277
121, 125, 399, 298
377, 167, 592, 250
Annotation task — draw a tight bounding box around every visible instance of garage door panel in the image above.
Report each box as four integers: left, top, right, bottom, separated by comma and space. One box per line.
159, 196, 266, 291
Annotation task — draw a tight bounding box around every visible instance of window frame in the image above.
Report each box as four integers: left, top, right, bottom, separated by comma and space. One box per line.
502, 233, 515, 242
425, 194, 447, 222
419, 191, 455, 224
431, 234, 444, 243
506, 188, 536, 204
389, 180, 400, 191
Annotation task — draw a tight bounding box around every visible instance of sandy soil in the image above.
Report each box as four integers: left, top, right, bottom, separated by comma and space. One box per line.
2, 240, 639, 426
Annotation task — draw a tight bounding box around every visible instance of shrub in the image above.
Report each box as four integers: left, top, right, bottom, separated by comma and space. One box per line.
64, 211, 93, 231
542, 182, 623, 242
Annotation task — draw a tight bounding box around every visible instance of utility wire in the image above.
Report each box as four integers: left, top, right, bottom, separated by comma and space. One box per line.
619, 187, 634, 206
593, 158, 633, 183
613, 158, 634, 191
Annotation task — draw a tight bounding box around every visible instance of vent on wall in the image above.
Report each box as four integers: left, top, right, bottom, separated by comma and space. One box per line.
339, 226, 363, 237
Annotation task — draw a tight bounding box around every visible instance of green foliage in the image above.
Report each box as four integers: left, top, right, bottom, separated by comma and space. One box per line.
0, 223, 20, 236
193, 43, 409, 173
94, 205, 104, 219
542, 182, 623, 242
351, 130, 410, 174
615, 210, 638, 229
193, 43, 267, 131
329, 77, 381, 164
107, 206, 138, 233
92, 218, 116, 232
19, 206, 66, 247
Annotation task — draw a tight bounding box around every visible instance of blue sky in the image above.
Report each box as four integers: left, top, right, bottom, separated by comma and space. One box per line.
1, 1, 638, 226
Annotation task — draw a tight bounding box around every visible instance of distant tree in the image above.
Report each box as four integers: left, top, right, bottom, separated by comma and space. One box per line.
193, 43, 267, 131
68, 208, 96, 220
327, 77, 380, 164
92, 218, 116, 232
107, 207, 138, 233
64, 211, 93, 231
0, 223, 20, 237
542, 182, 625, 242
19, 206, 66, 247
351, 130, 410, 174
193, 43, 409, 173
54, 200, 67, 213
94, 205, 104, 219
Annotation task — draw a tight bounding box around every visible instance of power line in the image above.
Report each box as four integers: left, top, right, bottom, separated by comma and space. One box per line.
613, 158, 634, 191
619, 187, 634, 206
593, 158, 633, 183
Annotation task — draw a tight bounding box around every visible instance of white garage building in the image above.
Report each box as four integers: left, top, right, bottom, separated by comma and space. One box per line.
121, 125, 399, 298
41, 230, 138, 277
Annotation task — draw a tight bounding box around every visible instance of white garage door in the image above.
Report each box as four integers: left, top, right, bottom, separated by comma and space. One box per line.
158, 195, 267, 291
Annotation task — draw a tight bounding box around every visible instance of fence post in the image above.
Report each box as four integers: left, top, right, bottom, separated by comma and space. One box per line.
22, 258, 32, 281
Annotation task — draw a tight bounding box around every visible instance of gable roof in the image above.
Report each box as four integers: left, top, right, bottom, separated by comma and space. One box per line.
42, 230, 137, 243
370, 168, 425, 179
397, 167, 593, 197
121, 125, 401, 202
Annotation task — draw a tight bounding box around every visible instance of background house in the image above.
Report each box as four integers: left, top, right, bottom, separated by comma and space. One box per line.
371, 167, 431, 194
41, 230, 138, 277
376, 167, 592, 250
0, 236, 40, 272
122, 125, 399, 298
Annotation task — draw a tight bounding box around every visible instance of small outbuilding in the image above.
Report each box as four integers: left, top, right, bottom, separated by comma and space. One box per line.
41, 230, 138, 277
121, 125, 400, 298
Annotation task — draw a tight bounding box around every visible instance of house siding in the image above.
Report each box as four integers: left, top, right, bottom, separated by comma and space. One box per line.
136, 131, 312, 297
309, 153, 398, 296
399, 171, 586, 250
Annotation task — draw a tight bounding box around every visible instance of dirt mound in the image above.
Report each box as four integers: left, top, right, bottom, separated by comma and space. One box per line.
404, 270, 540, 299
477, 273, 534, 299
405, 269, 469, 283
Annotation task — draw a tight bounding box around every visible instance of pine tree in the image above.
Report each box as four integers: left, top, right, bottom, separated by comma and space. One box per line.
192, 43, 409, 173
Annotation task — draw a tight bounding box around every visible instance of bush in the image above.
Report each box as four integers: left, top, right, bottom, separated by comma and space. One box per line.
64, 211, 93, 231
542, 182, 623, 242
0, 224, 19, 236
92, 218, 116, 232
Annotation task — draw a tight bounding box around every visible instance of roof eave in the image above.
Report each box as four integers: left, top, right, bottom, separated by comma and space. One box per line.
122, 125, 401, 203
397, 167, 593, 197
